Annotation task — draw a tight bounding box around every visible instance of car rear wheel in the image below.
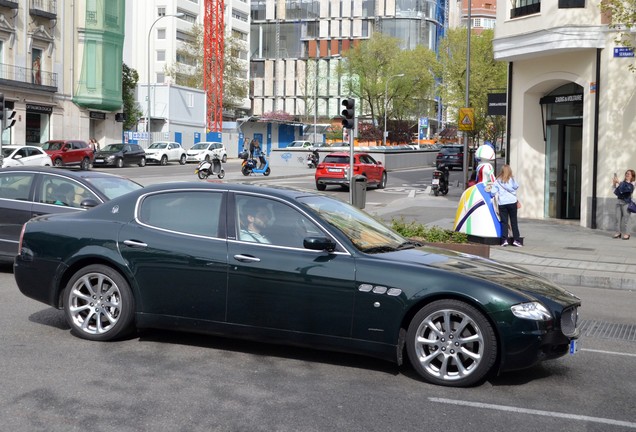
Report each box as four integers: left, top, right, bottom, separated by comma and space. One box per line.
81, 157, 91, 171
406, 299, 497, 387
316, 183, 326, 191
179, 154, 186, 165
138, 157, 146, 167
63, 264, 135, 342
160, 155, 168, 166
377, 172, 387, 189
54, 158, 63, 167
116, 158, 124, 168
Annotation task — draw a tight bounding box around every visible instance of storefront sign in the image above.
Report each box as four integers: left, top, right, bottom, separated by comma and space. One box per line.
613, 47, 634, 58
26, 104, 52, 114
539, 93, 583, 105
90, 111, 106, 120
487, 93, 507, 116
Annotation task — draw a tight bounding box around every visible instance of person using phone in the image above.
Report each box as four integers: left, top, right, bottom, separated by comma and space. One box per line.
612, 169, 635, 240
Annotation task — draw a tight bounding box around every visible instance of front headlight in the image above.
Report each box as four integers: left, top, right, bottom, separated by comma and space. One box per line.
511, 302, 552, 321
106, 155, 115, 161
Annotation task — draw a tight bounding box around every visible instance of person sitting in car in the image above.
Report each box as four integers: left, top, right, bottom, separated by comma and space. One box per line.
239, 202, 271, 244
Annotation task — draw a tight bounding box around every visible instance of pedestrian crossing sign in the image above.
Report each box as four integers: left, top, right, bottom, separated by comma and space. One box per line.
458, 108, 474, 131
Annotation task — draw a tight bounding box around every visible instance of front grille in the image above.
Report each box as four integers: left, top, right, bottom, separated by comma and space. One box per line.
560, 306, 578, 336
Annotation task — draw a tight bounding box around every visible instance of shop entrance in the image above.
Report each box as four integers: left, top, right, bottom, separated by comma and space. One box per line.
541, 83, 583, 220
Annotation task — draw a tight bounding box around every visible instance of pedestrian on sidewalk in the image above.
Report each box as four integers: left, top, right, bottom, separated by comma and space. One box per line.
491, 164, 522, 247
611, 169, 635, 240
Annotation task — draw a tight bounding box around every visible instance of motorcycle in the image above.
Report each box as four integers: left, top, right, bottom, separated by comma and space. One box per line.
240, 151, 271, 176
432, 163, 449, 196
306, 150, 320, 169
195, 155, 225, 180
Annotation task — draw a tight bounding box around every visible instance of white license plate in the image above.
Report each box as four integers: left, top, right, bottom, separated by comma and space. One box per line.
328, 168, 343, 173
95, 159, 104, 163
569, 339, 579, 355
432, 179, 439, 185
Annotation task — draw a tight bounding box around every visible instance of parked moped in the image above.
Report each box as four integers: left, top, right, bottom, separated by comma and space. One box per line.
195, 155, 225, 180
432, 163, 449, 196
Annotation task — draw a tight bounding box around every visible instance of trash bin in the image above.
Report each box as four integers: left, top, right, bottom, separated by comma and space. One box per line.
352, 175, 367, 209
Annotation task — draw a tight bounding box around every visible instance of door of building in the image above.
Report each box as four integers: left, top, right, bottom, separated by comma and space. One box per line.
541, 83, 583, 220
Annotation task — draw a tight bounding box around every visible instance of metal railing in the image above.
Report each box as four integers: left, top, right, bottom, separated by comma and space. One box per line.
0, 62, 58, 89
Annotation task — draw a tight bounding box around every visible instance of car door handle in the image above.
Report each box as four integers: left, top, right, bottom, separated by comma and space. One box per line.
123, 240, 148, 248
233, 254, 261, 263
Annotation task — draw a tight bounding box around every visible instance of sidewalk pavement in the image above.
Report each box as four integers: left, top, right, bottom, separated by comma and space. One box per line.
221, 161, 636, 291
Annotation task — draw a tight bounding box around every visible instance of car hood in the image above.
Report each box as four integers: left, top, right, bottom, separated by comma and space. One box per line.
379, 246, 579, 305
95, 150, 120, 157
187, 149, 206, 154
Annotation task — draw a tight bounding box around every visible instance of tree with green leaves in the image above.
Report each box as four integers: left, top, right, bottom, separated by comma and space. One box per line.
601, 0, 636, 72
122, 63, 143, 131
436, 29, 507, 144
339, 33, 438, 133
164, 23, 249, 110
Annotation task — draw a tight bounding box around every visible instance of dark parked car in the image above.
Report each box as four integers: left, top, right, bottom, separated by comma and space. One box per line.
0, 167, 143, 262
436, 144, 464, 170
41, 140, 94, 170
93, 143, 147, 168
14, 182, 581, 387
315, 152, 387, 191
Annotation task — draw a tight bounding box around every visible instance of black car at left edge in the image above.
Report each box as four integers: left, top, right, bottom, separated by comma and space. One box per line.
0, 167, 143, 262
14, 182, 581, 387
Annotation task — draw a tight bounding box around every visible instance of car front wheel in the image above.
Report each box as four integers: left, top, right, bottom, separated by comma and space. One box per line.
377, 172, 387, 189
406, 299, 497, 387
160, 155, 168, 166
63, 264, 135, 342
116, 158, 124, 168
54, 158, 63, 167
81, 157, 91, 171
179, 154, 187, 165
138, 157, 146, 167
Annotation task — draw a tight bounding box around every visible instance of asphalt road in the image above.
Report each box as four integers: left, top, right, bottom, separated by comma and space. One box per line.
1, 267, 634, 432
2, 163, 634, 431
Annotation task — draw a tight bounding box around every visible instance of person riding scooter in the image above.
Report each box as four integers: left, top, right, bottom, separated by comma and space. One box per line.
432, 163, 450, 196
250, 139, 267, 169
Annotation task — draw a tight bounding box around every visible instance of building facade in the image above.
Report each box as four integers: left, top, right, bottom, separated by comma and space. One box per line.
249, 0, 448, 122
493, 0, 635, 229
0, 0, 126, 148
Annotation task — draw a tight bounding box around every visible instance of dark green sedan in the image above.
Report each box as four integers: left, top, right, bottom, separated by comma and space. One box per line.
14, 182, 580, 387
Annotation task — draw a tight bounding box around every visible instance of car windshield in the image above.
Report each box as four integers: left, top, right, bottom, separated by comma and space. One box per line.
323, 155, 349, 164
42, 142, 61, 151
148, 143, 168, 149
298, 195, 407, 252
84, 177, 144, 200
102, 144, 124, 152
191, 143, 210, 150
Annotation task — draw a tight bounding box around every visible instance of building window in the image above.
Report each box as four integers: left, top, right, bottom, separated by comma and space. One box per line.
157, 28, 166, 39
472, 18, 482, 27
176, 30, 194, 43
558, 0, 585, 8
176, 8, 197, 23
232, 30, 248, 41
158, 7, 166, 17
157, 50, 165, 61
156, 73, 165, 83
232, 9, 248, 22
510, 0, 540, 18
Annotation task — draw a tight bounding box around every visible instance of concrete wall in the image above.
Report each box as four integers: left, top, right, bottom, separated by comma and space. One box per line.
269, 148, 438, 169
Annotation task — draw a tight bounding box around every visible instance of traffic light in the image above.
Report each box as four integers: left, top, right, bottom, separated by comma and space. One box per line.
341, 98, 355, 129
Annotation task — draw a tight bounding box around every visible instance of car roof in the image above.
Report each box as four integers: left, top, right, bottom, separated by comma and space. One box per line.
0, 166, 134, 180
140, 181, 312, 200
324, 152, 366, 157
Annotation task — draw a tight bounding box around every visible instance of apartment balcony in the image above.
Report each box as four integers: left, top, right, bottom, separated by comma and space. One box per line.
30, 0, 57, 20
0, 0, 19, 9
0, 62, 58, 92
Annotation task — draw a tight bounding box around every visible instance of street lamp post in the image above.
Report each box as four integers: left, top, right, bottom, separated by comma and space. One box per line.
147, 13, 184, 148
383, 73, 405, 146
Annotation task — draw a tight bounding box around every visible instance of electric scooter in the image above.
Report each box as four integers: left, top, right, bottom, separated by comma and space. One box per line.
241, 152, 271, 176
195, 155, 225, 179
432, 163, 449, 196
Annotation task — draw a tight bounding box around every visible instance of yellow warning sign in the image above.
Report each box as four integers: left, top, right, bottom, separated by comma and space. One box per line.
458, 108, 474, 131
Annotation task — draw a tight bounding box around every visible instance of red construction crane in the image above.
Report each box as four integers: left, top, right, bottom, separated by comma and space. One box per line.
203, 0, 224, 133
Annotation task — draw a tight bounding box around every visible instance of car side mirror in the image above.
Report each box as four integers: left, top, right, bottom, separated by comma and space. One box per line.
303, 236, 336, 252
377, 161, 383, 165
14, 155, 22, 160
80, 199, 100, 209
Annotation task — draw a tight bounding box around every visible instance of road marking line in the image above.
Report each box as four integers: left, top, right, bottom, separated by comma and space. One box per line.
408, 190, 416, 198
581, 348, 636, 357
429, 398, 636, 429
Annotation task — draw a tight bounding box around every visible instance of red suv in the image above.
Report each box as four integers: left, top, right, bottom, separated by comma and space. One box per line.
42, 140, 94, 170
315, 152, 387, 191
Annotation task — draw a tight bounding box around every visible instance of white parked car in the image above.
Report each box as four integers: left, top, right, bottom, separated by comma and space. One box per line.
287, 140, 313, 149
1, 145, 53, 168
144, 141, 187, 165
186, 142, 227, 163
